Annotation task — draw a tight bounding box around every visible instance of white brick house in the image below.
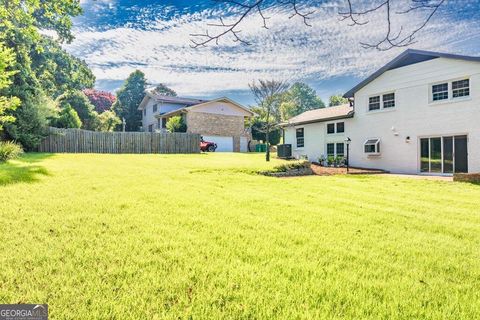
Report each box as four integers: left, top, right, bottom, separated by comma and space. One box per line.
281, 49, 480, 174
138, 93, 254, 152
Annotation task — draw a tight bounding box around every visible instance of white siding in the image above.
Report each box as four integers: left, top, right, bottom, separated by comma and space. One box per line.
349, 57, 480, 174
284, 121, 347, 162
284, 57, 480, 174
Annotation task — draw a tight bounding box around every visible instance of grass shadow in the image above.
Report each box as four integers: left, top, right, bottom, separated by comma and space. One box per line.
0, 153, 54, 186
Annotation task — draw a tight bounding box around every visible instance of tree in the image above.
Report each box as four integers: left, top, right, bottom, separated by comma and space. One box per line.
329, 94, 349, 107
152, 84, 177, 97
190, 0, 446, 51
112, 70, 147, 132
56, 91, 98, 130
53, 104, 82, 129
31, 37, 95, 98
0, 0, 87, 148
249, 117, 281, 145
280, 82, 324, 120
249, 79, 289, 161
97, 111, 121, 132
0, 43, 20, 132
166, 116, 187, 133
83, 89, 116, 113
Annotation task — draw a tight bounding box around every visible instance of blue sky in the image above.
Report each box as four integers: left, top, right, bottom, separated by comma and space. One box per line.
67, 0, 480, 105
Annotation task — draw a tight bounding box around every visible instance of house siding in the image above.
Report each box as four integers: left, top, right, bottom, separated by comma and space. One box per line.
284, 57, 480, 174
349, 57, 480, 174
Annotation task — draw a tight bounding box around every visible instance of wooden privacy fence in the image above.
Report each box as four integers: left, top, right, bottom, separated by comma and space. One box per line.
38, 127, 200, 154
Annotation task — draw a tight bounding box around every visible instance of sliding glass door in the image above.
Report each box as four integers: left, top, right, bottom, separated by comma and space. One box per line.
420, 136, 468, 174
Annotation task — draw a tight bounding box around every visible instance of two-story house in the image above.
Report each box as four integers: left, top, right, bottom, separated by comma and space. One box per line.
138, 92, 254, 152
281, 49, 480, 174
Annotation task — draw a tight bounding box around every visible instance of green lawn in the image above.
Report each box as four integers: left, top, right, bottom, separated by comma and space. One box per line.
1, 153, 480, 319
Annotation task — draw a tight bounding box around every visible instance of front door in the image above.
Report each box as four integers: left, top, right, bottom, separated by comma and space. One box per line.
420, 135, 468, 174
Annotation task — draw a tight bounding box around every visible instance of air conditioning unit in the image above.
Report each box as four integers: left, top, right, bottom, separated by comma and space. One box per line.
277, 144, 292, 159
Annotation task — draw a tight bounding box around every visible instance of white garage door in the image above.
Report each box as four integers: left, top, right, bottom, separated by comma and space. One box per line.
240, 137, 248, 152
203, 135, 234, 152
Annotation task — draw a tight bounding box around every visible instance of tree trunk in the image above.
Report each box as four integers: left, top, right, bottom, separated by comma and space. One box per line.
265, 126, 270, 162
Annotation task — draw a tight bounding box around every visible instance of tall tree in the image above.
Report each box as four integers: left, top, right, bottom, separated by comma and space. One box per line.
31, 37, 95, 99
329, 94, 349, 107
112, 70, 147, 132
0, 0, 86, 149
152, 83, 177, 97
0, 43, 20, 133
249, 79, 289, 162
280, 82, 324, 120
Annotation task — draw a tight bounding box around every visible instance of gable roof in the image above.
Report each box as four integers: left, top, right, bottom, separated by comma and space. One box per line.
138, 91, 207, 110
155, 97, 255, 118
279, 104, 354, 127
344, 49, 480, 98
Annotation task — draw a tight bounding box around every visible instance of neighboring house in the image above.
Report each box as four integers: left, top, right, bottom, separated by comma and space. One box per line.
281, 49, 480, 174
138, 93, 254, 152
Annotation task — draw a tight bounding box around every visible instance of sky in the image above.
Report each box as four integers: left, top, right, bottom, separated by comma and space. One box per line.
66, 0, 480, 105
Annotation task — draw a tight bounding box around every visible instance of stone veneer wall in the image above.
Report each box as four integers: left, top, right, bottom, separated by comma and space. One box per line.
186, 112, 250, 152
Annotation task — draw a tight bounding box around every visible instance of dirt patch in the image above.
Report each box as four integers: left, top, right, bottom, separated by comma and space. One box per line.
310, 163, 386, 176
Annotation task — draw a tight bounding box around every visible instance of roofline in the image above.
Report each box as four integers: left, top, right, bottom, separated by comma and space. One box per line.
279, 112, 354, 127
187, 97, 255, 116
343, 49, 480, 98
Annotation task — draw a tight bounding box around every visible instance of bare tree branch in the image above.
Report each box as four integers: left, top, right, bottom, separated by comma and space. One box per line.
191, 0, 446, 50
340, 0, 446, 51
190, 0, 314, 48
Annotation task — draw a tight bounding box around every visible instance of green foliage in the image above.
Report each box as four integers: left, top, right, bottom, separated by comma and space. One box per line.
152, 83, 177, 96
0, 42, 20, 131
112, 70, 147, 132
97, 110, 121, 132
31, 37, 95, 98
53, 104, 82, 129
249, 117, 281, 145
280, 82, 325, 120
166, 116, 187, 133
0, 0, 87, 149
0, 141, 23, 162
329, 94, 349, 107
271, 160, 310, 172
56, 90, 97, 130
4, 93, 51, 151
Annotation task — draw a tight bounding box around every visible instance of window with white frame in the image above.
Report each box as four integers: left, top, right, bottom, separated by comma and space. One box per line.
452, 79, 470, 98
431, 78, 470, 102
364, 138, 380, 154
327, 122, 344, 134
327, 143, 335, 156
432, 83, 449, 101
383, 93, 395, 108
336, 143, 345, 157
143, 108, 147, 116
153, 104, 158, 112
369, 93, 395, 112
296, 128, 304, 148
368, 96, 380, 111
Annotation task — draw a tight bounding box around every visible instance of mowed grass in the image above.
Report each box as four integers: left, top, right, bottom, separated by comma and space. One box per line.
1, 153, 480, 319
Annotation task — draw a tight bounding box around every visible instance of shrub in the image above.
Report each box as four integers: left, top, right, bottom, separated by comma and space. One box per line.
52, 104, 82, 129
0, 141, 23, 162
166, 116, 187, 133
272, 160, 311, 172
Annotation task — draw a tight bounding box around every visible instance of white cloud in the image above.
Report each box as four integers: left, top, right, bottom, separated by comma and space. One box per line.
65, 2, 480, 96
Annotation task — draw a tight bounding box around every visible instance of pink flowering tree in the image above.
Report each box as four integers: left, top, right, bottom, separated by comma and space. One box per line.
83, 89, 117, 113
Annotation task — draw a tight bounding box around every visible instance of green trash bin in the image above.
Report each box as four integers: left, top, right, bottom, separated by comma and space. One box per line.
256, 144, 267, 152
